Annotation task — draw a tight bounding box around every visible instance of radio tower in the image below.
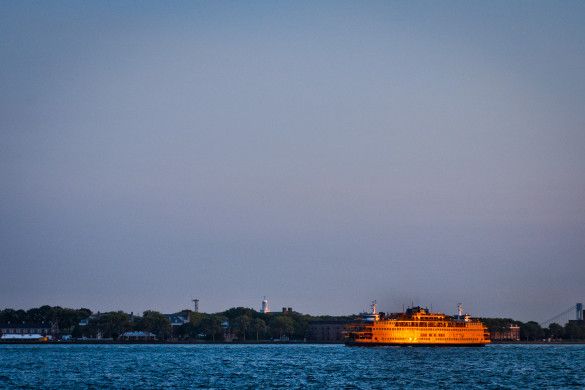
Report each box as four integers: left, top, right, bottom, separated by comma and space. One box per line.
192, 298, 199, 313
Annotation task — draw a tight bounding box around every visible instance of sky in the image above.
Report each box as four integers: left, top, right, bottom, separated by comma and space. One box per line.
1, 1, 584, 322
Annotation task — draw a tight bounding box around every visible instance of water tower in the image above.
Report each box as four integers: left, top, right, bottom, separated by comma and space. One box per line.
261, 296, 270, 313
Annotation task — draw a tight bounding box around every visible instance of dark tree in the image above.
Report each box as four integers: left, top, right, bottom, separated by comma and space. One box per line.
548, 323, 564, 339
520, 321, 544, 341
201, 315, 225, 341
271, 316, 294, 339
140, 311, 172, 340
232, 315, 252, 340
252, 318, 267, 341
92, 312, 129, 339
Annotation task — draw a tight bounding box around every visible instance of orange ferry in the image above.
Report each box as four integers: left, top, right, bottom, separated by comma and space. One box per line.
345, 302, 490, 347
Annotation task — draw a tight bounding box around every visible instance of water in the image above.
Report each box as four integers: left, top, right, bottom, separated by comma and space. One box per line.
0, 344, 584, 389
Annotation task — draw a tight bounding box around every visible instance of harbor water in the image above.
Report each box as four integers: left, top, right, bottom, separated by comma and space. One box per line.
1, 344, 584, 388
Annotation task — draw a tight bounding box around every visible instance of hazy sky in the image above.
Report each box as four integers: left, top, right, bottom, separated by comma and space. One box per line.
1, 1, 584, 321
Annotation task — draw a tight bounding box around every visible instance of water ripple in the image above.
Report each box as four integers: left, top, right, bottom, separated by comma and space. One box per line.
0, 344, 584, 389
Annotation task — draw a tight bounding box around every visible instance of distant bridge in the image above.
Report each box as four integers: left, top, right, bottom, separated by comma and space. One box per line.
540, 303, 583, 327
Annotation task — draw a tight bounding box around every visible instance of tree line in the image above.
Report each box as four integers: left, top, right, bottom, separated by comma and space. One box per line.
2, 306, 584, 341
0, 305, 355, 341
480, 317, 585, 341
0, 306, 91, 330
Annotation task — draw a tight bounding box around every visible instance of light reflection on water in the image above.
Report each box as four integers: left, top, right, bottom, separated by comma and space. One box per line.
0, 344, 584, 389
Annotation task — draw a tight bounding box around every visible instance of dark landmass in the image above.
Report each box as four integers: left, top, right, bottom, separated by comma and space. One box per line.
1, 305, 584, 343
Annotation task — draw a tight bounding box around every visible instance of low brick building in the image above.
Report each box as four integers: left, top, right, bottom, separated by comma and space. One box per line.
490, 324, 520, 341
307, 321, 348, 342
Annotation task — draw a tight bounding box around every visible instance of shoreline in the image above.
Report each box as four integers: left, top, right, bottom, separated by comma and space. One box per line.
1, 340, 585, 345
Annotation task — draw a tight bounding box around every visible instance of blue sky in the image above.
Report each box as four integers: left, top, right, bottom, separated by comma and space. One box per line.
1, 1, 584, 321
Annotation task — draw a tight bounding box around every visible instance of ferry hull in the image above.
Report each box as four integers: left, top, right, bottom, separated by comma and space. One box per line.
345, 340, 488, 347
